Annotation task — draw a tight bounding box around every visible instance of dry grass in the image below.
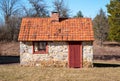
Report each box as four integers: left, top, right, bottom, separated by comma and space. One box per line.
93, 41, 120, 61
93, 41, 120, 56
0, 64, 120, 81
94, 60, 120, 64
0, 42, 19, 56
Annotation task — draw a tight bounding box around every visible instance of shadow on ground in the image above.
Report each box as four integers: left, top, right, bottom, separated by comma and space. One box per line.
103, 43, 120, 47
94, 55, 120, 61
93, 55, 120, 67
0, 56, 20, 64
94, 63, 120, 67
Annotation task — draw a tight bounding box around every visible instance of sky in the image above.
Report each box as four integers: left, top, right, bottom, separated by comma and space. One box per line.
0, 0, 110, 22
45, 0, 110, 19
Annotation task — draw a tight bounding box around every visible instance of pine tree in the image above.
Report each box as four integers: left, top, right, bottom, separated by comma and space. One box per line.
74, 11, 83, 18
107, 0, 120, 41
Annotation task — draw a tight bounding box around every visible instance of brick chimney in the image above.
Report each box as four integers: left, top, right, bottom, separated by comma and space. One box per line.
51, 12, 59, 22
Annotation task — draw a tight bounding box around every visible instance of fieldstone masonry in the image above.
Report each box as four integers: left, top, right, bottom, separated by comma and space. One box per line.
20, 42, 68, 67
82, 42, 93, 67
20, 41, 93, 68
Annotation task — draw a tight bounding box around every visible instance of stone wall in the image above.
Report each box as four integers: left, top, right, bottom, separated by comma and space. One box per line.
82, 42, 93, 68
20, 41, 93, 68
20, 42, 68, 67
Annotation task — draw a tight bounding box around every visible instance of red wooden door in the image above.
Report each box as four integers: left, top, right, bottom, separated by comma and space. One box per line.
69, 42, 82, 68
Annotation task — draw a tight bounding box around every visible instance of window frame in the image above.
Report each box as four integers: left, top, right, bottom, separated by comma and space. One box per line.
33, 41, 48, 54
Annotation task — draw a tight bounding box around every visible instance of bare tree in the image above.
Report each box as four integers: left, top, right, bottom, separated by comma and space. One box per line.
53, 0, 70, 17
93, 9, 109, 46
0, 0, 21, 41
27, 0, 49, 17
0, 0, 20, 25
8, 16, 21, 41
21, 5, 33, 17
0, 16, 21, 41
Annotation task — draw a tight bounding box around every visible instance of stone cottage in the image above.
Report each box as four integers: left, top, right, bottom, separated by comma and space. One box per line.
18, 12, 94, 68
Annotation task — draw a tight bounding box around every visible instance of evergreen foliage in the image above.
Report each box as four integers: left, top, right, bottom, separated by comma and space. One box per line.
74, 11, 83, 18
107, 0, 120, 41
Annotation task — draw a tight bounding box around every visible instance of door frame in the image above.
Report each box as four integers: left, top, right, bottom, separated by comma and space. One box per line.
68, 41, 83, 68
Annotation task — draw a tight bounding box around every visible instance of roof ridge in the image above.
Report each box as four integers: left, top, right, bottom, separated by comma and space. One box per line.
22, 17, 91, 19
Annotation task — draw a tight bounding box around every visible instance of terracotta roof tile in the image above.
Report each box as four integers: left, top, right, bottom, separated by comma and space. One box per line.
18, 17, 94, 41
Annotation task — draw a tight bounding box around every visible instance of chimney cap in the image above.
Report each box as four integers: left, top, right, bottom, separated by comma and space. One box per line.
52, 11, 58, 13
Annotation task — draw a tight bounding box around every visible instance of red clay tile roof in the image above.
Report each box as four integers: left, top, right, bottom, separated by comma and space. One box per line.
18, 17, 94, 41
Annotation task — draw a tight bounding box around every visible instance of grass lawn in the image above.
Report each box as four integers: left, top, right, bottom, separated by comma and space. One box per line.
0, 64, 120, 81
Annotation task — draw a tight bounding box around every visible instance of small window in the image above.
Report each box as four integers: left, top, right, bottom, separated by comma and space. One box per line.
33, 42, 47, 54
